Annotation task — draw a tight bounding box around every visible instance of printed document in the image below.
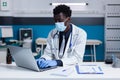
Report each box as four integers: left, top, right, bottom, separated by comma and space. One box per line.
75, 65, 103, 74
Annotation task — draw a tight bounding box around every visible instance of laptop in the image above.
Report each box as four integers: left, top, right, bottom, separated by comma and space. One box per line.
7, 45, 57, 72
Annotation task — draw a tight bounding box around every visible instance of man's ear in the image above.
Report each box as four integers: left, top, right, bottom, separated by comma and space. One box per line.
66, 17, 71, 23
67, 17, 71, 21
65, 17, 71, 26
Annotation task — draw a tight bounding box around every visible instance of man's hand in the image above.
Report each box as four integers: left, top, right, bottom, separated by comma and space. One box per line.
38, 60, 57, 68
36, 58, 45, 68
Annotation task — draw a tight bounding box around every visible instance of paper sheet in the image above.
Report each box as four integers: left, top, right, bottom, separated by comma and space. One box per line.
50, 67, 73, 77
75, 65, 103, 74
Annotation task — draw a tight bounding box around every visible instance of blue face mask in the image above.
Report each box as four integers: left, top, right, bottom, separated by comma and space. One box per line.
55, 22, 66, 32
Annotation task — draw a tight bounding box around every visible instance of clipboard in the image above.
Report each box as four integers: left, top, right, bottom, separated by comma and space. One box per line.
75, 64, 103, 74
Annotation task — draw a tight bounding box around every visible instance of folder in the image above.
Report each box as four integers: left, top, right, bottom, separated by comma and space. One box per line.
75, 64, 103, 74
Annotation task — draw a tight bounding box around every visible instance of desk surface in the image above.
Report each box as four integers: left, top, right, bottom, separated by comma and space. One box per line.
0, 62, 120, 80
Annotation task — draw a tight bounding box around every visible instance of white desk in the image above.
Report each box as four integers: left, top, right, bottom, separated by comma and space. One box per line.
0, 62, 120, 80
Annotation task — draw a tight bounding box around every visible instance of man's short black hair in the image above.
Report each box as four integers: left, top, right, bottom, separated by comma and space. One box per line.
53, 5, 72, 17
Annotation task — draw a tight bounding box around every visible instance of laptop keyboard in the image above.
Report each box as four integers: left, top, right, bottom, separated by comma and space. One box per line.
39, 66, 57, 72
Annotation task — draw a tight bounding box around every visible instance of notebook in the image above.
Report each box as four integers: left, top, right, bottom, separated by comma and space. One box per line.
7, 45, 57, 72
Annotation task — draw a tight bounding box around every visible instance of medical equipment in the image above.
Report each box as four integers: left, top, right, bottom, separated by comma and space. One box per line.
35, 38, 47, 55
19, 28, 32, 49
52, 31, 77, 59
59, 35, 65, 58
67, 33, 74, 54
55, 22, 67, 31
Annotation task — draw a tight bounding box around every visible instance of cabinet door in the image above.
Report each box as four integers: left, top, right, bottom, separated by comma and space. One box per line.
106, 41, 120, 52
106, 29, 120, 40
105, 3, 120, 58
0, 48, 7, 63
106, 18, 120, 28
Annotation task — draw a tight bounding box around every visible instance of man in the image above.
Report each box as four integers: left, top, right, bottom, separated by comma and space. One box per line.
36, 5, 87, 68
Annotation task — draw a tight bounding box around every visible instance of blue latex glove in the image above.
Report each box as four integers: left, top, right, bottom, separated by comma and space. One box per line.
40, 60, 57, 68
36, 58, 45, 68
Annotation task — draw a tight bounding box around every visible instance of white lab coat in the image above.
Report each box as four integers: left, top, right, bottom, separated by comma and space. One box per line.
41, 24, 87, 66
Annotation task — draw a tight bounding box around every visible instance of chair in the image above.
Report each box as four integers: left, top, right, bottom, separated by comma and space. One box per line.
85, 39, 102, 62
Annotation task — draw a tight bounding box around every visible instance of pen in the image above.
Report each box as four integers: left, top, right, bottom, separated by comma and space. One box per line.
75, 64, 80, 74
92, 67, 96, 73
62, 69, 66, 72
62, 67, 71, 72
98, 66, 102, 71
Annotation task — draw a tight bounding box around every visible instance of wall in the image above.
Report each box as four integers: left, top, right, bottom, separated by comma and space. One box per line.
0, 0, 118, 17
10, 25, 104, 61
1, 0, 120, 17
81, 25, 104, 61
12, 0, 105, 17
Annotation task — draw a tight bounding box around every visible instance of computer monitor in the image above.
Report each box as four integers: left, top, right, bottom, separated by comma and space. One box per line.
19, 28, 32, 49
0, 26, 13, 43
19, 28, 32, 41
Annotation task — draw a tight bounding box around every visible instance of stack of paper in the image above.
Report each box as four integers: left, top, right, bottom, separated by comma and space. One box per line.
50, 67, 73, 77
75, 65, 103, 74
